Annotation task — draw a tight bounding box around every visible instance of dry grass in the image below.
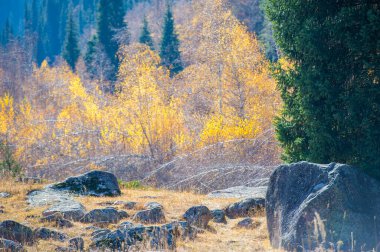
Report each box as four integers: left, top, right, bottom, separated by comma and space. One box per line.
0, 179, 276, 251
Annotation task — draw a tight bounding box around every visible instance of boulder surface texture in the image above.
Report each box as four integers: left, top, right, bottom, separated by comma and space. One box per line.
51, 170, 121, 197
266, 162, 380, 251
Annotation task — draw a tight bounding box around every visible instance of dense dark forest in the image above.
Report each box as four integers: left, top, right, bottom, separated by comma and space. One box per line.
0, 0, 277, 67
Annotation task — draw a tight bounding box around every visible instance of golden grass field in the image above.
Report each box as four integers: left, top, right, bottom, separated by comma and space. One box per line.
0, 179, 276, 252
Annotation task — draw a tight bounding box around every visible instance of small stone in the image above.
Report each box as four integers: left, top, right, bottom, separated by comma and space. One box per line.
132, 207, 166, 224
40, 213, 74, 228
121, 201, 137, 210
55, 246, 76, 252
211, 209, 227, 224
183, 206, 212, 229
92, 229, 124, 250
80, 208, 122, 224
235, 218, 260, 229
0, 238, 25, 252
69, 237, 84, 251
0, 220, 34, 245
144, 202, 163, 210
0, 192, 11, 198
91, 229, 111, 241
225, 198, 265, 219
118, 210, 129, 219
42, 201, 86, 221
33, 227, 68, 242
118, 222, 135, 231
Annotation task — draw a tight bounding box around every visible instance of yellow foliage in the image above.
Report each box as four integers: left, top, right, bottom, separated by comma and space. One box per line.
0, 0, 281, 173
0, 94, 14, 135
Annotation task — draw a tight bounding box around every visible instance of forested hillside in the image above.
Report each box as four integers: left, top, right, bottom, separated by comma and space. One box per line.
0, 0, 281, 180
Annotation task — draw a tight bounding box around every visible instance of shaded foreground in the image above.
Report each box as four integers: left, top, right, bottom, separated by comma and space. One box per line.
0, 179, 273, 251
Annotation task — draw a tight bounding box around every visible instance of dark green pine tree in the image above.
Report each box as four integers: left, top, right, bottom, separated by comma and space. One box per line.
267, 0, 380, 177
84, 35, 98, 77
36, 0, 49, 64
97, 0, 125, 84
24, 1, 33, 36
31, 0, 39, 32
46, 0, 63, 58
63, 12, 80, 71
139, 17, 154, 50
1, 19, 14, 46
160, 7, 183, 77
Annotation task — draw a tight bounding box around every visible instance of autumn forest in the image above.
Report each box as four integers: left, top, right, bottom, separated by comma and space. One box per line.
0, 0, 282, 179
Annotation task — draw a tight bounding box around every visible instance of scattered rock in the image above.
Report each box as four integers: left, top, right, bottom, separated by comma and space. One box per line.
27, 188, 73, 207
43, 201, 86, 221
118, 210, 129, 219
208, 186, 268, 199
28, 188, 86, 222
144, 202, 163, 210
225, 198, 265, 219
84, 226, 100, 231
139, 196, 160, 199
99, 201, 137, 209
55, 246, 76, 252
0, 220, 34, 245
17, 177, 43, 184
183, 206, 212, 229
34, 227, 68, 242
0, 192, 10, 198
132, 207, 166, 224
68, 237, 84, 251
91, 229, 112, 241
162, 221, 197, 241
120, 201, 137, 210
51, 170, 121, 197
90, 221, 197, 251
40, 213, 74, 228
266, 162, 380, 251
210, 209, 227, 224
118, 222, 135, 231
0, 238, 25, 252
92, 229, 124, 251
80, 208, 125, 224
235, 218, 259, 229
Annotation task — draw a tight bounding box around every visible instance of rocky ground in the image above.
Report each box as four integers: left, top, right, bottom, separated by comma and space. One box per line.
0, 171, 272, 252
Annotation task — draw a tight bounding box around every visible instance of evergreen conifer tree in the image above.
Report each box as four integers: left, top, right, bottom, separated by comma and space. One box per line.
97, 0, 125, 84
84, 35, 98, 77
139, 17, 154, 50
267, 0, 380, 177
24, 1, 33, 35
63, 12, 80, 71
1, 19, 14, 46
160, 7, 183, 77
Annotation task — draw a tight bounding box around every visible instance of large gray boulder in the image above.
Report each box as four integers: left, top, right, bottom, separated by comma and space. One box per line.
266, 162, 380, 251
51, 170, 121, 197
0, 220, 34, 245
